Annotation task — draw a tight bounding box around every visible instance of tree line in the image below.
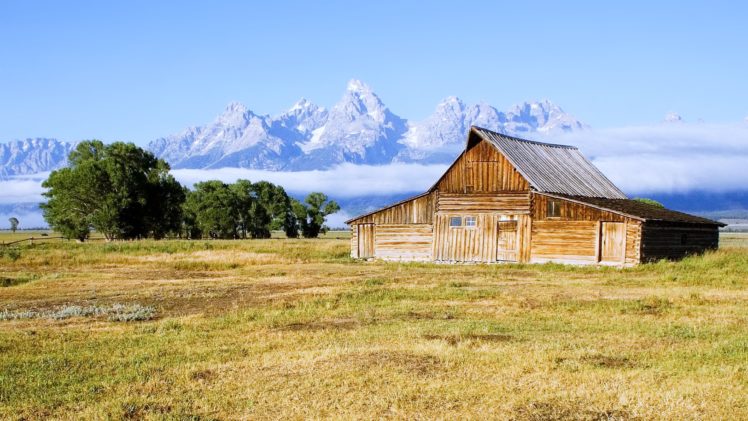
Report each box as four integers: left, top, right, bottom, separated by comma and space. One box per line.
41, 141, 339, 241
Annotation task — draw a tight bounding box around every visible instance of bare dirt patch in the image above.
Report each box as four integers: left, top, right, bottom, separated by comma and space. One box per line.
278, 318, 360, 331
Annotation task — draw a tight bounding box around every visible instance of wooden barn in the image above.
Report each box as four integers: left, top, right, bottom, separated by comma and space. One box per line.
346, 126, 724, 265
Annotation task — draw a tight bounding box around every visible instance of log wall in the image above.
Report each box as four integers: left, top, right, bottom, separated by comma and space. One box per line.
437, 193, 530, 213
530, 193, 642, 265
532, 193, 628, 222
530, 220, 599, 264
640, 222, 719, 262
625, 221, 642, 265
350, 224, 359, 258
374, 224, 433, 261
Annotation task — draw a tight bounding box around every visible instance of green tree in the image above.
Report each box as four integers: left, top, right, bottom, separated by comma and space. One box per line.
8, 217, 19, 233
633, 198, 665, 208
250, 181, 297, 238
230, 179, 271, 239
293, 193, 340, 238
41, 140, 185, 240
180, 187, 200, 239
145, 163, 185, 239
184, 181, 238, 239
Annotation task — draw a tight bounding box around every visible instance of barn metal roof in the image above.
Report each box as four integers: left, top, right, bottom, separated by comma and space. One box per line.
472, 127, 628, 199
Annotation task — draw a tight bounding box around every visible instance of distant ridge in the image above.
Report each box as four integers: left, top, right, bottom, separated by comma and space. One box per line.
0, 80, 587, 177
149, 79, 587, 171
0, 138, 76, 178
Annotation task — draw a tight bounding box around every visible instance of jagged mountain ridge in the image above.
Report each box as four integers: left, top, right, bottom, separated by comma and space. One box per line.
148, 80, 587, 170
0, 80, 587, 176
0, 138, 77, 178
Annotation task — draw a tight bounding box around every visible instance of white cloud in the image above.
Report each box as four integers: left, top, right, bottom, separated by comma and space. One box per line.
0, 173, 47, 204
546, 122, 748, 194
171, 163, 448, 197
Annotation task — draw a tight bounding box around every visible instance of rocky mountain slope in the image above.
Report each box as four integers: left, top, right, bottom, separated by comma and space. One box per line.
0, 138, 76, 178
148, 80, 586, 170
0, 80, 587, 176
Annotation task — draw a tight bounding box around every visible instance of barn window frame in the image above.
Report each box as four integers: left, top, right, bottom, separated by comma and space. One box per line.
546, 199, 561, 218
464, 216, 477, 227
449, 216, 462, 227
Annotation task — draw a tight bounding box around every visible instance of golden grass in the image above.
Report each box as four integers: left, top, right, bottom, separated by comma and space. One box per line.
0, 234, 747, 419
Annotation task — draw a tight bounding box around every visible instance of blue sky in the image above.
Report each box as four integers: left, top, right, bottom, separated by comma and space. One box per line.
1, 0, 747, 145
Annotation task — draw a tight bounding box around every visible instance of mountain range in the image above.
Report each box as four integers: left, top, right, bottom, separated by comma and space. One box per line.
0, 138, 76, 178
1, 80, 586, 176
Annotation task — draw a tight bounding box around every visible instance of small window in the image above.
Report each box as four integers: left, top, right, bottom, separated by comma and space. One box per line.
449, 216, 462, 227
547, 199, 561, 218
465, 216, 476, 227
681, 233, 688, 245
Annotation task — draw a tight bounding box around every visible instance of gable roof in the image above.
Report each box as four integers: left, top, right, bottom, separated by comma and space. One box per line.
538, 192, 726, 226
471, 127, 627, 199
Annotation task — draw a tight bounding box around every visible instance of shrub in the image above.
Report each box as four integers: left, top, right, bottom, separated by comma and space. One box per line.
107, 304, 156, 322
0, 247, 21, 262
0, 303, 156, 322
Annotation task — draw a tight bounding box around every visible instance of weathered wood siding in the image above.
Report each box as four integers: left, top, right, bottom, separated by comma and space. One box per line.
640, 222, 719, 262
517, 214, 532, 263
348, 193, 436, 259
374, 224, 433, 261
625, 221, 641, 265
600, 222, 626, 263
437, 193, 530, 213
355, 224, 375, 258
350, 225, 359, 258
532, 193, 628, 222
348, 193, 434, 225
433, 213, 531, 263
530, 220, 599, 264
530, 193, 642, 265
435, 140, 530, 193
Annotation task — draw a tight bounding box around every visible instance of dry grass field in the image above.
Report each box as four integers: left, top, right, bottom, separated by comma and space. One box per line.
1, 232, 747, 419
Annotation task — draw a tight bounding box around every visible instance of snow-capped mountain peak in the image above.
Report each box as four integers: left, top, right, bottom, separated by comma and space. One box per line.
398, 97, 586, 159
293, 80, 407, 166
346, 78, 373, 94
1, 81, 589, 176
335, 79, 389, 122
288, 98, 315, 112
216, 101, 251, 126
0, 138, 76, 178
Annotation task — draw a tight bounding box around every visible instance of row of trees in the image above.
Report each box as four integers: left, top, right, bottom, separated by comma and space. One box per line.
182, 180, 339, 239
42, 141, 339, 241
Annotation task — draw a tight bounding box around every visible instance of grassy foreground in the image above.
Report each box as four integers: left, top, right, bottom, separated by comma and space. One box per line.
1, 235, 747, 419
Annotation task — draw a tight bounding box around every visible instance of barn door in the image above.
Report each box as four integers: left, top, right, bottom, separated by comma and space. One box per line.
357, 224, 375, 258
496, 221, 518, 262
600, 222, 625, 263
